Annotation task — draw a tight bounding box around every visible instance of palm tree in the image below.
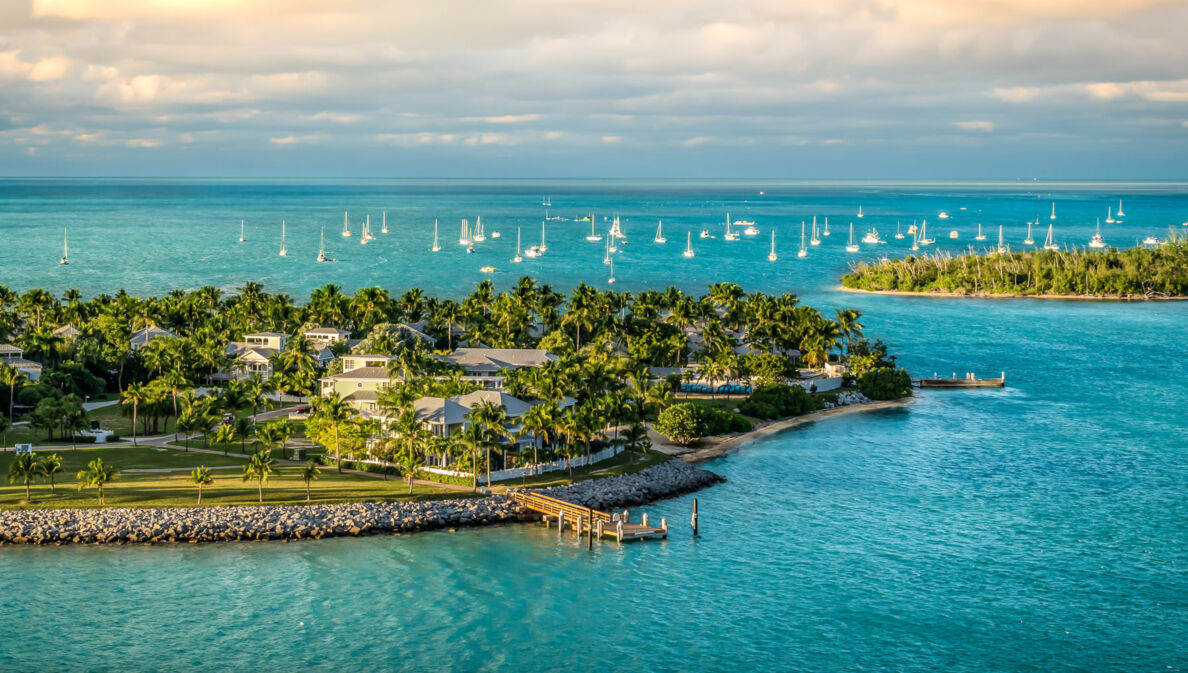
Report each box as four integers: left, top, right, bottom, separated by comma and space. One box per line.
243, 373, 271, 427
301, 460, 321, 502
396, 444, 425, 495
311, 393, 355, 472
0, 363, 26, 420
175, 411, 199, 451
834, 309, 864, 353
622, 423, 651, 463
258, 420, 293, 459
8, 452, 44, 500
213, 423, 236, 456
188, 466, 213, 505
454, 423, 489, 491
121, 382, 147, 446
468, 402, 507, 488
233, 416, 253, 453
76, 457, 118, 505
40, 453, 63, 494
241, 449, 274, 503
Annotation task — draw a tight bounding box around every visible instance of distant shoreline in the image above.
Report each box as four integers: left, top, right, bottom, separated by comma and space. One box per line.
837, 286, 1188, 302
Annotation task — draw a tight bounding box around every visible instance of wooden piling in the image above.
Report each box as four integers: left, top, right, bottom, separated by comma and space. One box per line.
692, 498, 699, 536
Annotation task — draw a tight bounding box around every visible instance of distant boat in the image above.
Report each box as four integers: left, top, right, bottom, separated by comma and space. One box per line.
683, 231, 695, 258
938, 211, 950, 220
1143, 235, 1159, 246
1088, 218, 1106, 248
1105, 207, 1114, 224
654, 220, 666, 244
894, 222, 905, 240
1023, 222, 1034, 246
539, 221, 547, 253
768, 231, 777, 262
1043, 221, 1058, 251
317, 226, 336, 263
607, 256, 616, 284
239, 219, 246, 243
431, 219, 441, 252
609, 215, 624, 240
492, 230, 501, 239
542, 197, 551, 207
918, 219, 934, 245
279, 220, 287, 257
996, 225, 1008, 254
797, 222, 807, 258
723, 213, 739, 241
845, 222, 860, 253
738, 220, 759, 236
1050, 202, 1056, 220
59, 227, 69, 265
360, 215, 372, 245
907, 221, 917, 235
699, 228, 711, 239
822, 217, 831, 237
342, 212, 351, 238
586, 219, 602, 242
975, 223, 986, 241
512, 228, 523, 263
862, 229, 881, 244
603, 237, 611, 265
473, 216, 486, 243
910, 225, 919, 252
857, 206, 864, 219
949, 230, 958, 239
810, 221, 821, 246
1116, 200, 1125, 218
459, 219, 470, 246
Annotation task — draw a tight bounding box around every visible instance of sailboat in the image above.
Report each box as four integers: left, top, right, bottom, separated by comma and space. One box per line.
723, 213, 739, 241
1105, 207, 1114, 224
798, 221, 807, 258
238, 220, 246, 243
342, 212, 351, 238
654, 220, 666, 244
996, 225, 1008, 254
910, 225, 919, 252
1116, 200, 1125, 218
279, 220, 287, 257
542, 197, 551, 207
683, 231, 695, 258
1023, 222, 1034, 246
895, 222, 905, 240
699, 227, 711, 239
381, 211, 389, 234
473, 216, 486, 242
59, 228, 69, 265
1088, 218, 1106, 248
607, 256, 616, 284
768, 231, 777, 262
1043, 221, 1058, 251
586, 219, 602, 242
512, 228, 523, 263
603, 237, 611, 265
539, 221, 547, 253
857, 206, 864, 218
975, 223, 986, 241
845, 222, 860, 252
1143, 234, 1159, 246
810, 222, 821, 246
822, 217, 831, 237
907, 221, 917, 235
459, 219, 470, 246
431, 219, 441, 252
360, 215, 372, 244
316, 226, 335, 262
1049, 202, 1056, 220
918, 219, 934, 245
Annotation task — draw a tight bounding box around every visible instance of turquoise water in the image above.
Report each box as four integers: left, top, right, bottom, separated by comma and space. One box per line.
1, 180, 1187, 671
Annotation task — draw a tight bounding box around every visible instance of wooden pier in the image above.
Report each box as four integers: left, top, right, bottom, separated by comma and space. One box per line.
917, 371, 1005, 389
510, 491, 668, 542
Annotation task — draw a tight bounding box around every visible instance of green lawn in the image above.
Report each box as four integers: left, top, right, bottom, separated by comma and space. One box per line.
492, 448, 671, 490
1, 445, 472, 509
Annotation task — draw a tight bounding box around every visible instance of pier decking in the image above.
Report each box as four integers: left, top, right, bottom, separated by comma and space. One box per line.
511, 491, 668, 542
916, 372, 1006, 389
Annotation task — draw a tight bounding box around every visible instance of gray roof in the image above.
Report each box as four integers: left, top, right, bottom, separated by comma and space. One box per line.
244, 331, 287, 338
305, 326, 351, 336
414, 396, 470, 425
451, 390, 532, 418
439, 348, 556, 373
52, 325, 81, 338
344, 389, 379, 402
0, 344, 22, 354
131, 325, 177, 345
325, 366, 390, 381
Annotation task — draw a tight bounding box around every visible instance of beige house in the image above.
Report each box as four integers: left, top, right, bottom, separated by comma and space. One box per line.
0, 344, 42, 381
413, 389, 537, 468
130, 325, 177, 351
436, 348, 556, 389
304, 326, 351, 347
320, 353, 397, 415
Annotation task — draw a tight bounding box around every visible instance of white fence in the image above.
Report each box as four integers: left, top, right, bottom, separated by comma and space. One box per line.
791, 376, 843, 393
414, 443, 623, 483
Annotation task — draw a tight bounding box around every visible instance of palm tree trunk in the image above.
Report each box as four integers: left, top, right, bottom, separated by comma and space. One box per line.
258, 481, 263, 503
197, 486, 202, 505
334, 424, 342, 473
407, 476, 414, 495
486, 446, 491, 487
305, 480, 311, 502
25, 481, 30, 499
132, 404, 138, 446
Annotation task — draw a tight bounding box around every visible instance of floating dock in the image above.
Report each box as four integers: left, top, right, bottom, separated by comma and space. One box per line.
511, 491, 668, 542
916, 371, 1006, 389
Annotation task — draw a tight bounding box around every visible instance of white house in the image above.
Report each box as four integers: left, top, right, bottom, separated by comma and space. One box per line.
436, 348, 557, 389
0, 344, 42, 381
304, 326, 352, 347
130, 325, 177, 351
320, 354, 397, 415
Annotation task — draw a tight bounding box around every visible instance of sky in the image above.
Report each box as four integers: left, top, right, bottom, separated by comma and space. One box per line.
1, 0, 1186, 179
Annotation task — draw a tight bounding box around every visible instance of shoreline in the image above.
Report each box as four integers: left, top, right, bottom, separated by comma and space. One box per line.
837, 285, 1188, 302
678, 397, 911, 463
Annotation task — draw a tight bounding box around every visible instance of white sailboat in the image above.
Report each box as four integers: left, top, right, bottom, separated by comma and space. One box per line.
683, 231, 695, 258
1043, 221, 1058, 251
607, 256, 616, 284
822, 217, 831, 237
996, 225, 1008, 254
917, 219, 934, 245
798, 221, 807, 258
895, 222, 905, 240
459, 219, 470, 246
542, 196, 551, 207
1116, 200, 1125, 218
279, 220, 287, 257
845, 222, 860, 253
810, 222, 821, 246
975, 223, 986, 241
360, 215, 372, 244
724, 213, 739, 241
316, 226, 335, 263
654, 220, 666, 244
1023, 222, 1034, 246
857, 206, 864, 219
586, 219, 602, 242
1105, 206, 1114, 224
473, 216, 486, 243
512, 228, 522, 263
1049, 202, 1056, 220
431, 219, 441, 252
768, 231, 777, 262
539, 221, 547, 253
342, 212, 351, 238
609, 215, 623, 240
238, 219, 246, 243
59, 228, 69, 265
381, 211, 389, 234
1088, 218, 1106, 248
603, 237, 611, 265
910, 225, 919, 252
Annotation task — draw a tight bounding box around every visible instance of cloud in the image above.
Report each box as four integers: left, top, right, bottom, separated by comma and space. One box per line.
305, 111, 362, 124
465, 114, 541, 124
124, 138, 159, 148
601, 135, 622, 144
954, 121, 996, 132
682, 136, 711, 147
268, 134, 324, 145
993, 87, 1038, 103
543, 130, 563, 140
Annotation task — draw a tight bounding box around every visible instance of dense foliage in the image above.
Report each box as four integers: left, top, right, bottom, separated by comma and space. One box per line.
654, 402, 751, 446
841, 236, 1188, 297
738, 384, 823, 420
856, 367, 913, 401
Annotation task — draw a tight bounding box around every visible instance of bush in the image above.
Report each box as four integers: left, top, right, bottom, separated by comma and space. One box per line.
857, 367, 913, 400
738, 384, 823, 420
654, 403, 751, 446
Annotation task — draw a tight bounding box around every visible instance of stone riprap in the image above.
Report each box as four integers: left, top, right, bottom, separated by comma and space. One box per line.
531, 459, 725, 511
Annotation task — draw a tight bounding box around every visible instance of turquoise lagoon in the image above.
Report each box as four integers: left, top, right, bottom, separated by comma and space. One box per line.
0, 180, 1186, 672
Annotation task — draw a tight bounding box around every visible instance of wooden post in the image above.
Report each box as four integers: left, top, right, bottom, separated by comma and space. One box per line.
558, 510, 565, 537
542, 514, 549, 528
576, 514, 584, 540
616, 520, 624, 543
587, 507, 594, 550
691, 498, 699, 536
596, 520, 604, 539
642, 512, 649, 527
661, 517, 667, 533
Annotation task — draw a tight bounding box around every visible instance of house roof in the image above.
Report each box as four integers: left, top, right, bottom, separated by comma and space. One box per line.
305, 327, 351, 336
451, 390, 532, 418
439, 348, 556, 373
0, 344, 22, 354
237, 347, 275, 362
131, 325, 177, 345
325, 366, 390, 381
344, 389, 380, 402
413, 396, 470, 425
52, 324, 81, 338
314, 347, 335, 360
245, 331, 287, 338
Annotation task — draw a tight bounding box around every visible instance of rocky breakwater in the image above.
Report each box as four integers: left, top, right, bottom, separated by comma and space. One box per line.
532, 459, 725, 511
0, 497, 529, 546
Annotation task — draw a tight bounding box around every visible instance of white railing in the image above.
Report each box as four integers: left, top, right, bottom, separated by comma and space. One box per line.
414, 443, 622, 482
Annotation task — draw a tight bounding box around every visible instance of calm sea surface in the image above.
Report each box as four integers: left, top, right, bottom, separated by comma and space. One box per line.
0, 180, 1185, 672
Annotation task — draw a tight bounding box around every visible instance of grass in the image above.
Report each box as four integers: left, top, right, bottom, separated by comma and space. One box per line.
0, 445, 472, 509
492, 447, 671, 490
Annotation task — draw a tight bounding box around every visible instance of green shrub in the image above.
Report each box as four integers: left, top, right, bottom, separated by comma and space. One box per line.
654, 403, 751, 445
738, 384, 824, 420
857, 367, 913, 400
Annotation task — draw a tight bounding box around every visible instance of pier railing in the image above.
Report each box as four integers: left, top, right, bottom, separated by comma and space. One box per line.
510, 491, 611, 523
